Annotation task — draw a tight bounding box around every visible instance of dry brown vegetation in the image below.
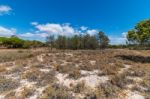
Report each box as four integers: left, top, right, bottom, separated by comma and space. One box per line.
0, 48, 149, 99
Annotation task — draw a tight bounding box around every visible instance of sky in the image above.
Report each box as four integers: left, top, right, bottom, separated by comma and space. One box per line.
0, 0, 150, 44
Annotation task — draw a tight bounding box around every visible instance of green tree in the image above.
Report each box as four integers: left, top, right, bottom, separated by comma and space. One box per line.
71, 35, 80, 50
88, 35, 99, 49
56, 35, 67, 49
127, 19, 150, 46
3, 36, 24, 48
0, 37, 8, 47
83, 34, 91, 49
98, 31, 110, 49
46, 35, 55, 50
82, 34, 99, 49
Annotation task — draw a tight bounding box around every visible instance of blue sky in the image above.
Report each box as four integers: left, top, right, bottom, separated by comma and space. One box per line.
0, 0, 150, 44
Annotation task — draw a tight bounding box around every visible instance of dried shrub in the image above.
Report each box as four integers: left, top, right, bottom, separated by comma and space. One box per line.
73, 81, 85, 93
5, 91, 16, 99
0, 66, 7, 73
7, 65, 24, 74
111, 73, 134, 89
126, 70, 145, 77
22, 68, 41, 81
41, 84, 73, 99
68, 69, 81, 79
0, 76, 19, 92
19, 87, 34, 98
36, 71, 56, 86
98, 82, 119, 98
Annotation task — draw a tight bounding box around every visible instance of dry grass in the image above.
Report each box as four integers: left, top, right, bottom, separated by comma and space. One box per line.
18, 87, 34, 99
0, 76, 19, 93
22, 67, 56, 86
5, 91, 16, 99
0, 66, 7, 73
73, 81, 86, 93
0, 48, 47, 63
41, 84, 73, 99
0, 48, 150, 98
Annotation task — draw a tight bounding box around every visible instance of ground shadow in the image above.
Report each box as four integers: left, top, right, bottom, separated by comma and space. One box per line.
116, 55, 150, 63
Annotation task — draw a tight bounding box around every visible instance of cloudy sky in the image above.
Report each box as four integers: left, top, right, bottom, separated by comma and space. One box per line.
0, 0, 150, 44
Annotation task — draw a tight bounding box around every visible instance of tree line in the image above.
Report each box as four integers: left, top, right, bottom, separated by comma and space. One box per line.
0, 36, 45, 48
46, 31, 109, 50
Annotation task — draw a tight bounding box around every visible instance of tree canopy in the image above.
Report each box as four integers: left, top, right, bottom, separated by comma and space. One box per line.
46, 31, 109, 50
0, 36, 45, 48
127, 19, 150, 46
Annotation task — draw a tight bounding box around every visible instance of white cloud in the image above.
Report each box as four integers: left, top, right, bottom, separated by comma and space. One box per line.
32, 23, 99, 37
31, 22, 38, 26
0, 26, 16, 37
109, 32, 127, 45
19, 32, 35, 37
36, 23, 63, 35
80, 26, 88, 31
18, 32, 48, 41
122, 32, 127, 38
0, 5, 12, 15
19, 32, 48, 38
34, 23, 80, 36
87, 29, 98, 36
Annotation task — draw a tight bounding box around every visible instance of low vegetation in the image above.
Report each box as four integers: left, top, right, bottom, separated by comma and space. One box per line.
0, 76, 19, 92
0, 49, 149, 99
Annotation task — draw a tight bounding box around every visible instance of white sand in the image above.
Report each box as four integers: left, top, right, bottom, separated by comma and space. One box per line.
126, 91, 144, 99
37, 54, 45, 62
81, 70, 100, 75
64, 53, 73, 57
56, 71, 109, 89
15, 79, 36, 98
90, 60, 96, 65
40, 68, 50, 73
118, 64, 131, 74
0, 95, 5, 99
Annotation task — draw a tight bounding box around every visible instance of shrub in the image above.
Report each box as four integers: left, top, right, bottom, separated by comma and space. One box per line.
41, 84, 73, 99
5, 91, 16, 99
0, 76, 19, 92
19, 87, 34, 98
73, 81, 85, 93
111, 73, 133, 89
0, 66, 7, 73
68, 69, 81, 79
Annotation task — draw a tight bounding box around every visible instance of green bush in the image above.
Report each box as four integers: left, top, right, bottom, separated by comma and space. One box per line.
0, 36, 45, 48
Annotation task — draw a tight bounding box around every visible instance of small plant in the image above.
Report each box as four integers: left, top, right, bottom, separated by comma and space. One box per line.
37, 71, 56, 86
126, 70, 145, 77
68, 68, 81, 79
0, 66, 7, 73
22, 68, 41, 81
111, 73, 133, 89
7, 65, 24, 74
5, 91, 16, 99
19, 87, 34, 99
85, 89, 104, 99
0, 76, 19, 92
41, 84, 73, 99
73, 81, 85, 93
98, 82, 118, 98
